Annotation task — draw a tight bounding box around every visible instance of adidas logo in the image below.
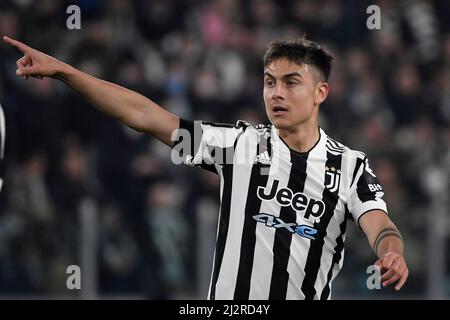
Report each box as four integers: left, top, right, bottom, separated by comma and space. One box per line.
254, 151, 271, 165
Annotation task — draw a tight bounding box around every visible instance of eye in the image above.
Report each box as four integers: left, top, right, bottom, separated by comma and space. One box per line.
265, 79, 274, 87
286, 80, 298, 87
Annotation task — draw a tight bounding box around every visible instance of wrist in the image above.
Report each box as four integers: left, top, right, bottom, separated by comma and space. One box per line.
54, 62, 75, 81
377, 241, 404, 258
373, 227, 403, 257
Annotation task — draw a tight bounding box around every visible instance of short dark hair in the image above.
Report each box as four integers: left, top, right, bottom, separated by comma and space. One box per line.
263, 39, 334, 81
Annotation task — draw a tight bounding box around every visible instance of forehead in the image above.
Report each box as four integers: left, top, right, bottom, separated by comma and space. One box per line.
264, 58, 320, 82
264, 58, 311, 79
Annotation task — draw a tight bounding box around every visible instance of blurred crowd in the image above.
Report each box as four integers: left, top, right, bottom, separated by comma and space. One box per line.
0, 0, 449, 299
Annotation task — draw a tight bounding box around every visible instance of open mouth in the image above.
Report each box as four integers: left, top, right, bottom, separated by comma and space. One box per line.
272, 105, 288, 115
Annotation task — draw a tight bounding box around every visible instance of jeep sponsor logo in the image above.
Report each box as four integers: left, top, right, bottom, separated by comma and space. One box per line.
257, 179, 325, 222
252, 213, 318, 240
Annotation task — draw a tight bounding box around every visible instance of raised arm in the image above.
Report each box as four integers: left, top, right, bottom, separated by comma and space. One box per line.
359, 210, 409, 291
2, 36, 179, 146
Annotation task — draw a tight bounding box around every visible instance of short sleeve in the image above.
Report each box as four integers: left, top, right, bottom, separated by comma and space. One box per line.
171, 119, 248, 173
347, 156, 388, 227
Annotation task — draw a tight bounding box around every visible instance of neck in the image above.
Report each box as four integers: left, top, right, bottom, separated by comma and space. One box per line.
278, 123, 320, 153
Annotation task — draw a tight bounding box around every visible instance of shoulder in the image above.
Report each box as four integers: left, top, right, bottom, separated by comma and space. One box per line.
322, 129, 366, 161
236, 120, 271, 133
195, 120, 271, 147
231, 120, 272, 138
198, 119, 270, 131
199, 119, 259, 131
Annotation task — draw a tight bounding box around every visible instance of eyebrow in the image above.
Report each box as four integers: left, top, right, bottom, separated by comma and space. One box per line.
264, 72, 303, 79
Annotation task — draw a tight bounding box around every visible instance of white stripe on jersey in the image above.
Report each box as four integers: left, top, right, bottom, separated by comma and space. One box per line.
249, 126, 291, 299
214, 130, 258, 299
314, 136, 351, 299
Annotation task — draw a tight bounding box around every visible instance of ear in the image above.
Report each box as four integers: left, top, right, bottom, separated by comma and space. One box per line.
314, 82, 329, 105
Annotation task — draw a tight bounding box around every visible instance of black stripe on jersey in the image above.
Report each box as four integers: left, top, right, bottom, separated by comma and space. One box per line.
267, 136, 272, 157
202, 121, 236, 128
325, 141, 344, 154
172, 119, 209, 171
172, 118, 196, 156
356, 170, 377, 202
195, 162, 217, 173
328, 137, 344, 149
269, 151, 308, 300
301, 149, 342, 300
201, 120, 251, 133
356, 157, 380, 202
320, 209, 348, 299
233, 160, 271, 299
210, 129, 246, 299
350, 157, 364, 188
326, 145, 344, 154
327, 139, 344, 150
209, 163, 233, 300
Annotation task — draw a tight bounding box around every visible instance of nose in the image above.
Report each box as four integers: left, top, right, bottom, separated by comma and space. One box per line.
271, 82, 285, 101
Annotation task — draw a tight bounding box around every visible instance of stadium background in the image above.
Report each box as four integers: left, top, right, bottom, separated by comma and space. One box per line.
0, 0, 449, 299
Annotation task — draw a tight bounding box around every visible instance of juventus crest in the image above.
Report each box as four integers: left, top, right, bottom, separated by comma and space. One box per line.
325, 166, 341, 193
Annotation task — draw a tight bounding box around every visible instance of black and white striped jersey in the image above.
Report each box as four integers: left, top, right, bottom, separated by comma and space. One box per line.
172, 119, 388, 300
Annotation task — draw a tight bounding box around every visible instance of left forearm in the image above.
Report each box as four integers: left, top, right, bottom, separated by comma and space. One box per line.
372, 227, 404, 257
360, 210, 409, 290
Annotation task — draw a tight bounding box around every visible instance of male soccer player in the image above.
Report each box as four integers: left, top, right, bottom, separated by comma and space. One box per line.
3, 36, 408, 299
